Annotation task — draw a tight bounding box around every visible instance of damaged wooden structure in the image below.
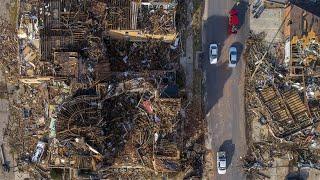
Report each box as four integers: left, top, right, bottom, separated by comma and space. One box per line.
258, 86, 313, 138
244, 30, 320, 177
247, 31, 320, 140
7, 0, 185, 179
103, 0, 178, 42
289, 31, 320, 77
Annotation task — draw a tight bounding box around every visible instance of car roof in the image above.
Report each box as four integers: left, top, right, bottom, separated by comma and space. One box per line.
231, 54, 237, 61
211, 48, 217, 53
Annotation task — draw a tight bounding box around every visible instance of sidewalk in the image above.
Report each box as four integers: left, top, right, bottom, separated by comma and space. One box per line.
0, 53, 14, 180
0, 0, 21, 179
180, 0, 194, 99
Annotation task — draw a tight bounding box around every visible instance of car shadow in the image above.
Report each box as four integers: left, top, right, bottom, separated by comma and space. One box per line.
204, 61, 233, 114
231, 41, 244, 64
219, 139, 235, 169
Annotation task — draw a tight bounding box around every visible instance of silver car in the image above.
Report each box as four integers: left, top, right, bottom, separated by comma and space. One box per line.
228, 46, 237, 68
209, 44, 218, 64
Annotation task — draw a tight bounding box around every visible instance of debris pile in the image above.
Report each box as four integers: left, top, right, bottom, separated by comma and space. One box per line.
1, 0, 204, 179
105, 39, 178, 72
289, 31, 320, 77
244, 31, 320, 177
103, 0, 177, 35
138, 2, 177, 35
0, 18, 19, 79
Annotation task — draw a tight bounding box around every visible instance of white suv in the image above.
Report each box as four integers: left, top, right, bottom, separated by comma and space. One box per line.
217, 151, 227, 174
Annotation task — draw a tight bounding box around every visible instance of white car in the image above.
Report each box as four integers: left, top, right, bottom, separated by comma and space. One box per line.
209, 44, 218, 64
228, 46, 237, 68
217, 151, 227, 174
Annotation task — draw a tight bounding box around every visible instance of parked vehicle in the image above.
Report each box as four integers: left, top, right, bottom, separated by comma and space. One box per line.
228, 46, 237, 68
217, 151, 227, 174
209, 43, 218, 64
228, 9, 239, 34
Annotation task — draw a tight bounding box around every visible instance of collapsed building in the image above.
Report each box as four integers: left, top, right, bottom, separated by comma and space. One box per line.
6, 0, 189, 179
103, 0, 178, 42
244, 2, 320, 177
289, 32, 320, 77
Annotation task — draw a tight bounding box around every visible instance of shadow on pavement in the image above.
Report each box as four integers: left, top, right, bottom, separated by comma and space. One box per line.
202, 15, 229, 61
219, 139, 235, 169
204, 60, 233, 114
231, 41, 244, 64
202, 15, 233, 114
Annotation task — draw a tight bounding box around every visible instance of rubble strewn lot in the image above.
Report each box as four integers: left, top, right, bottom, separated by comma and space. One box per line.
244, 31, 320, 179
1, 0, 205, 179
244, 1, 320, 179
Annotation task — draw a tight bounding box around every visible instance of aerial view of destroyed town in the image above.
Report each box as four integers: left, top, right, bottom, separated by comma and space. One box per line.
1, 0, 320, 179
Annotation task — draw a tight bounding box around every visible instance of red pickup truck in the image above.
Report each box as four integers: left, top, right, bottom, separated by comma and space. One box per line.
228, 9, 239, 34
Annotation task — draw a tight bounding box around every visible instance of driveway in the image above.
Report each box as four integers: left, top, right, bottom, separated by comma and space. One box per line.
202, 0, 249, 179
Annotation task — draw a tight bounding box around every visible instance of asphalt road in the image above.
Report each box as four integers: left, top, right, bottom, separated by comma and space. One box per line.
202, 0, 249, 179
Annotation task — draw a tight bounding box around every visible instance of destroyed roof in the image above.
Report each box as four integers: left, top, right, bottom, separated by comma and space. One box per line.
290, 0, 320, 17
104, 0, 177, 34
285, 2, 320, 37
10, 0, 188, 178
